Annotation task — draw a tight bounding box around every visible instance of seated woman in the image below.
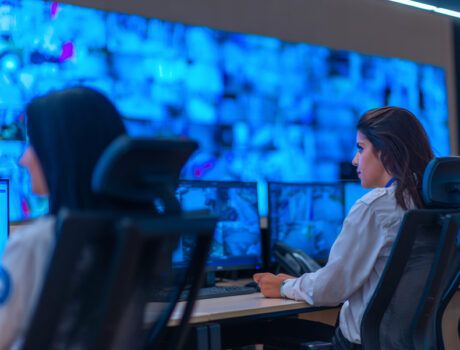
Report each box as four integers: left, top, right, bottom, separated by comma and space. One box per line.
0, 87, 127, 349
254, 106, 434, 349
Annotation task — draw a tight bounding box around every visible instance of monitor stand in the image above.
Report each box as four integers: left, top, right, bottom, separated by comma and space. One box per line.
205, 271, 216, 287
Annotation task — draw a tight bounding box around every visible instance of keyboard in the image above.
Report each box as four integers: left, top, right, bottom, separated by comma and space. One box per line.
179, 285, 258, 301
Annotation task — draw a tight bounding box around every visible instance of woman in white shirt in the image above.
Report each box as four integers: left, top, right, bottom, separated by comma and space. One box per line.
254, 106, 435, 349
0, 87, 127, 350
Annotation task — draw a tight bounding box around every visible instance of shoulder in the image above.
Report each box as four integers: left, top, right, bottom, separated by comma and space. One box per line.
358, 186, 396, 207
4, 216, 56, 260
9, 216, 55, 243
1, 216, 56, 298
347, 186, 400, 220
347, 185, 405, 228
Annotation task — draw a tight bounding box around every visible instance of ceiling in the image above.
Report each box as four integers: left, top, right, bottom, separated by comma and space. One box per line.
388, 0, 460, 12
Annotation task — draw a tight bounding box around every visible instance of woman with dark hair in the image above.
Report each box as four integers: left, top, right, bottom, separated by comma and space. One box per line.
254, 107, 434, 348
0, 87, 127, 349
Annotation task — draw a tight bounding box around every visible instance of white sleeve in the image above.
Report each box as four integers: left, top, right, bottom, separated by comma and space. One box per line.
282, 200, 387, 306
0, 219, 54, 349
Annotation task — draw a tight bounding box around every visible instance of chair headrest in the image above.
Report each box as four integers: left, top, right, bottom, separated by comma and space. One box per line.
422, 157, 460, 208
92, 136, 198, 203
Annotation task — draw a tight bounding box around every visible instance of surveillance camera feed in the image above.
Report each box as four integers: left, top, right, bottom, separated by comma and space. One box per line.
174, 181, 262, 271
269, 182, 345, 263
0, 1, 450, 221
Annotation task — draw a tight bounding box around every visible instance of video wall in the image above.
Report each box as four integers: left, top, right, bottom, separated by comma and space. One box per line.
0, 0, 450, 220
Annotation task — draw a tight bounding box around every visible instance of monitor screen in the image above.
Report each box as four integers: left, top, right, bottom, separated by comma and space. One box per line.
268, 182, 344, 263
0, 179, 9, 256
343, 181, 370, 215
174, 180, 262, 271
0, 1, 450, 220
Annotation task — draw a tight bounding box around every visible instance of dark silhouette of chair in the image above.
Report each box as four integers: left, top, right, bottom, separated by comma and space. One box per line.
361, 156, 460, 350
416, 157, 460, 350
435, 257, 459, 350
20, 137, 217, 350
263, 157, 460, 350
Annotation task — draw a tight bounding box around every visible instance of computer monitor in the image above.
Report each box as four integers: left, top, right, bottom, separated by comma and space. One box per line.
343, 180, 370, 215
0, 179, 10, 256
268, 182, 344, 263
174, 180, 262, 271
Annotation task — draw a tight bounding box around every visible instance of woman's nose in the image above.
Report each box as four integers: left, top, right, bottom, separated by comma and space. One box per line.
352, 152, 359, 167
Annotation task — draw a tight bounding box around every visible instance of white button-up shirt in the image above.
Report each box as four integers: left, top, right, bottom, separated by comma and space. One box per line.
0, 216, 55, 350
282, 185, 409, 344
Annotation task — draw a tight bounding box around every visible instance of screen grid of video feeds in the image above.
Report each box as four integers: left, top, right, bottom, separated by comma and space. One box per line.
269, 181, 370, 263
0, 1, 449, 221
173, 181, 262, 271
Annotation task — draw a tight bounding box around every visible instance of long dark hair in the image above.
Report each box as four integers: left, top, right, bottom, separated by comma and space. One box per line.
26, 86, 127, 214
357, 107, 434, 209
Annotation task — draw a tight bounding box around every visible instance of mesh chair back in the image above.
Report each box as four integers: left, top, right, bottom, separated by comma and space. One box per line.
361, 157, 460, 350
21, 137, 216, 350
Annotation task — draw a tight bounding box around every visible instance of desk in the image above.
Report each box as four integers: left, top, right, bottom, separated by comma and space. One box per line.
164, 293, 322, 326
145, 293, 331, 350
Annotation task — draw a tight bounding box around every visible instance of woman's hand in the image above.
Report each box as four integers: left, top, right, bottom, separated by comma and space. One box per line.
253, 272, 293, 298
277, 273, 295, 280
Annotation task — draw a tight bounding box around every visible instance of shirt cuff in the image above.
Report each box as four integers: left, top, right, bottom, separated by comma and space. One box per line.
280, 278, 296, 299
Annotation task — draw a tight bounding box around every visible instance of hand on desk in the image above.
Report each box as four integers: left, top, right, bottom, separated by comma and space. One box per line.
253, 272, 295, 298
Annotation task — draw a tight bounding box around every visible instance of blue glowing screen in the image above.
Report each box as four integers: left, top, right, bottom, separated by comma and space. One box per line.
269, 182, 345, 262
0, 1, 450, 220
0, 180, 9, 256
174, 180, 262, 271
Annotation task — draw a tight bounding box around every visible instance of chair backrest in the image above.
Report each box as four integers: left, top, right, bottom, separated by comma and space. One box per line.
412, 213, 458, 349
434, 221, 460, 350
416, 158, 460, 350
21, 137, 216, 350
360, 157, 460, 350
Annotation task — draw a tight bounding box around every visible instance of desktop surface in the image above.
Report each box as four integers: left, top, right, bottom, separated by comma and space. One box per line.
164, 292, 316, 326
174, 180, 263, 271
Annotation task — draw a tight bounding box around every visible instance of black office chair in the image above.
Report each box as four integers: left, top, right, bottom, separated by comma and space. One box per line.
361, 156, 460, 350
417, 157, 460, 350
20, 137, 217, 350
262, 157, 460, 350
435, 263, 460, 350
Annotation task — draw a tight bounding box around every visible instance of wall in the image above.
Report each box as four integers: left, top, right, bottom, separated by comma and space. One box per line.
59, 0, 458, 153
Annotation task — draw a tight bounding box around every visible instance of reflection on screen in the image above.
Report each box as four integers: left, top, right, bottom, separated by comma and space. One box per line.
174, 181, 262, 271
269, 182, 344, 262
343, 181, 370, 215
0, 180, 9, 256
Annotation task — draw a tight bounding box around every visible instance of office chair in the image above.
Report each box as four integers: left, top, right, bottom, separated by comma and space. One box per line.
263, 157, 460, 350
20, 137, 217, 350
361, 156, 460, 350
435, 264, 459, 350
417, 157, 460, 350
